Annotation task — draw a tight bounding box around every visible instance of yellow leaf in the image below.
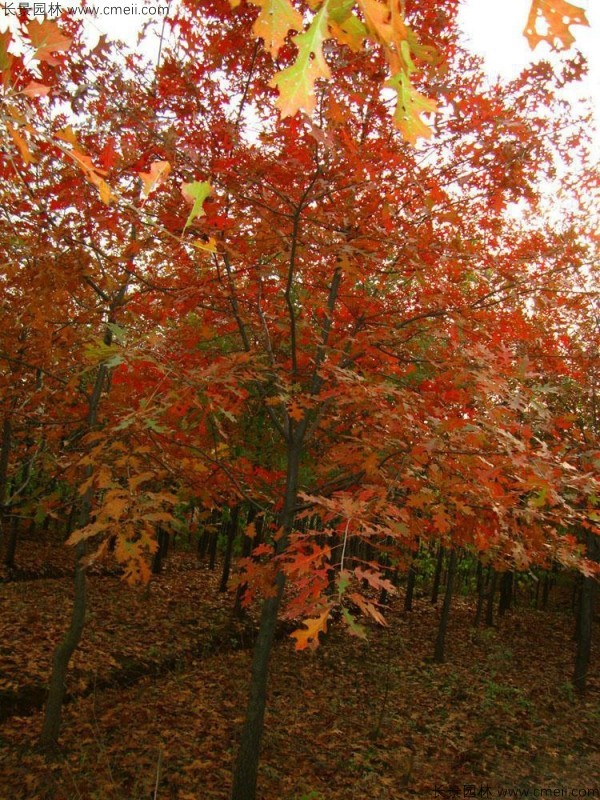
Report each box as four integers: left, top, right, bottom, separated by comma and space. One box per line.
386, 69, 437, 144
56, 125, 78, 146
251, 0, 303, 57
193, 236, 218, 253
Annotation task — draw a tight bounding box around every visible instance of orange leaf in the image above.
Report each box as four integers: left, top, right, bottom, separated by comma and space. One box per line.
523, 0, 589, 50
27, 19, 72, 64
139, 160, 171, 198
23, 81, 51, 98
8, 125, 36, 165
287, 399, 305, 422
291, 607, 330, 650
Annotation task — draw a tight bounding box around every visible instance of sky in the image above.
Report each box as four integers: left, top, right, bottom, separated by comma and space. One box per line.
457, 0, 599, 120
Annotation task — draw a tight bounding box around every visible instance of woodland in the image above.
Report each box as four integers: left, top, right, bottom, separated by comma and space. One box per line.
0, 1, 598, 799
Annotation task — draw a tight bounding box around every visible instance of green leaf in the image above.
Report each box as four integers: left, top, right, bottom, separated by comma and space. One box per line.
182, 180, 212, 231
385, 69, 437, 144
271, 0, 331, 118
342, 608, 367, 639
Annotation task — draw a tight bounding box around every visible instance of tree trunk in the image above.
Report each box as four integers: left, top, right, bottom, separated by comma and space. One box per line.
474, 560, 485, 627
219, 505, 239, 592
208, 527, 218, 571
434, 548, 457, 663
152, 527, 170, 575
485, 569, 498, 627
498, 571, 514, 616
40, 358, 109, 748
234, 507, 260, 617
230, 443, 300, 800
40, 540, 86, 747
0, 417, 12, 555
431, 544, 445, 605
4, 515, 19, 570
574, 533, 598, 693
404, 543, 418, 612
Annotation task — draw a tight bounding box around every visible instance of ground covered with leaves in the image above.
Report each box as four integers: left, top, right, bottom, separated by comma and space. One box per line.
0, 548, 598, 800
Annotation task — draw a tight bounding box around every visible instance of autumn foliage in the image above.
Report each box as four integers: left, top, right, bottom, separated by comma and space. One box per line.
0, 0, 598, 797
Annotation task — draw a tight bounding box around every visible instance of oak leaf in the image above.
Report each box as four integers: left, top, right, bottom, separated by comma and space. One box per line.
139, 160, 171, 198
251, 0, 303, 57
291, 606, 330, 650
182, 180, 212, 231
26, 19, 72, 64
271, 1, 331, 118
524, 0, 589, 50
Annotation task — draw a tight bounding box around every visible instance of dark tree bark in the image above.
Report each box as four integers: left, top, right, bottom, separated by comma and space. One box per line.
151, 527, 170, 575
234, 507, 262, 617
474, 561, 485, 627
230, 442, 300, 800
40, 319, 117, 748
404, 541, 419, 612
498, 571, 514, 616
434, 548, 457, 663
208, 525, 218, 571
574, 532, 598, 693
431, 544, 445, 605
4, 515, 19, 570
485, 569, 498, 627
230, 264, 341, 800
219, 505, 240, 592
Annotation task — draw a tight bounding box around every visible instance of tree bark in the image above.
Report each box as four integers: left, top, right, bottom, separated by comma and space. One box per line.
40, 359, 109, 748
485, 568, 498, 627
4, 515, 19, 570
230, 443, 300, 800
404, 542, 419, 612
498, 571, 514, 616
574, 532, 598, 693
434, 548, 457, 663
40, 539, 87, 747
431, 544, 445, 605
219, 505, 239, 592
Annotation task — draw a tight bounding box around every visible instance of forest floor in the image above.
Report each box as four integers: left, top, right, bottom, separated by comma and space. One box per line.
0, 544, 598, 800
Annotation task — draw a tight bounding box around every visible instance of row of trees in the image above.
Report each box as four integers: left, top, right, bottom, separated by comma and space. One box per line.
0, 1, 598, 798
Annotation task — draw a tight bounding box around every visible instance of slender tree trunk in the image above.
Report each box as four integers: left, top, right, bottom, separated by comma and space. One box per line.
0, 417, 12, 553
498, 571, 514, 616
40, 540, 86, 747
219, 505, 239, 592
151, 527, 170, 575
4, 515, 19, 570
230, 442, 300, 800
208, 527, 218, 571
485, 569, 498, 627
574, 532, 598, 693
434, 548, 457, 663
404, 541, 419, 612
40, 359, 109, 748
474, 561, 485, 627
234, 507, 260, 617
431, 544, 445, 605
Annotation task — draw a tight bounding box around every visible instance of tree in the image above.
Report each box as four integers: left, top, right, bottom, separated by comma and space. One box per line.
1, 0, 597, 794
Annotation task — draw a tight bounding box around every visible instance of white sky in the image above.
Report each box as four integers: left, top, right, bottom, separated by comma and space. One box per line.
458, 0, 599, 121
